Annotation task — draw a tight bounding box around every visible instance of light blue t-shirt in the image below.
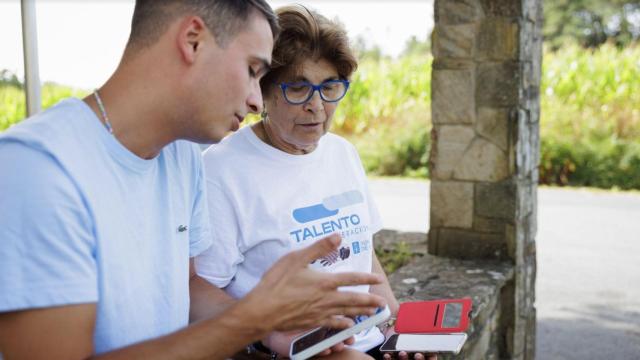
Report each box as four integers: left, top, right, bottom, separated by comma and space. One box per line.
0, 99, 212, 354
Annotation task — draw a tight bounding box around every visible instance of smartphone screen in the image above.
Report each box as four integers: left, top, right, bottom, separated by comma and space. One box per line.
290, 328, 342, 355
441, 302, 463, 328
290, 306, 390, 359
380, 333, 467, 354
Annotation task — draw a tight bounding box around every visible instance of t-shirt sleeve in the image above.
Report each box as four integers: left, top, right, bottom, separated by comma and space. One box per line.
188, 155, 213, 257
193, 179, 244, 289
0, 142, 98, 312
365, 180, 384, 235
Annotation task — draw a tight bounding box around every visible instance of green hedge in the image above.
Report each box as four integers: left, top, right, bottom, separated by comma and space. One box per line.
0, 83, 87, 132
540, 137, 640, 190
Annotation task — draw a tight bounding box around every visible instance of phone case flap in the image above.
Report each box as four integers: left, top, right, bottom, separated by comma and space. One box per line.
395, 298, 472, 333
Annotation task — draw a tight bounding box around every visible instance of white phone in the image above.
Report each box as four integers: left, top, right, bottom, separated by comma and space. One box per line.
289, 306, 391, 360
379, 333, 468, 354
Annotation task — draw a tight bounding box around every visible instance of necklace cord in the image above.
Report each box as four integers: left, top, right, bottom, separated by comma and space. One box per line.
93, 90, 114, 134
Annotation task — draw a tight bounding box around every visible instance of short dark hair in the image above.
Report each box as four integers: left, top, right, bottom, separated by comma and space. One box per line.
260, 5, 357, 96
127, 0, 279, 50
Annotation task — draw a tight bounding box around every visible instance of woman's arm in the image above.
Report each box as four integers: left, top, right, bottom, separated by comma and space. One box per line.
369, 251, 400, 317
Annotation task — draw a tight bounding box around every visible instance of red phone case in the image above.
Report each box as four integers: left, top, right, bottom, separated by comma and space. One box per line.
395, 298, 472, 333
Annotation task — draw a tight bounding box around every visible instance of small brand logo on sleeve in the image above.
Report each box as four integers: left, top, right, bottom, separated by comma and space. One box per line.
177, 225, 188, 233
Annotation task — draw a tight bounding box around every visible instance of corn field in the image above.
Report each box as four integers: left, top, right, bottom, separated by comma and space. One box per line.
2, 44, 639, 188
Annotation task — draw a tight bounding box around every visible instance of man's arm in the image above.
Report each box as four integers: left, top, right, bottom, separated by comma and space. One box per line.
189, 259, 237, 322
0, 304, 96, 359
0, 235, 385, 360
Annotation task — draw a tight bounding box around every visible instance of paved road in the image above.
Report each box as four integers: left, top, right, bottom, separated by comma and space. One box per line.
368, 178, 640, 359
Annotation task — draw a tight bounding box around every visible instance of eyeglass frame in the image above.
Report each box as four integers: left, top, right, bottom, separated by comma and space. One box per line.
278, 79, 350, 105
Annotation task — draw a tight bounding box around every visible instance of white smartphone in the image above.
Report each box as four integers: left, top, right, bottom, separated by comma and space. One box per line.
379, 333, 468, 354
289, 306, 391, 360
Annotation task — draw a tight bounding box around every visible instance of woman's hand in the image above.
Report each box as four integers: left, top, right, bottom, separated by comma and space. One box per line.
381, 328, 437, 360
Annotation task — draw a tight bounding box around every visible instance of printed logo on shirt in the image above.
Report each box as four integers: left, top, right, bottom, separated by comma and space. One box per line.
311, 246, 351, 267
351, 239, 371, 254
289, 190, 371, 245
292, 190, 364, 223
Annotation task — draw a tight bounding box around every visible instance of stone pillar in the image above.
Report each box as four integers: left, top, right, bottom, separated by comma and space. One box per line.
428, 1, 542, 359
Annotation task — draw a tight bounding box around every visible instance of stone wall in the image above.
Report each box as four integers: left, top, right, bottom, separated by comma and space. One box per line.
428, 1, 542, 359
377, 230, 513, 360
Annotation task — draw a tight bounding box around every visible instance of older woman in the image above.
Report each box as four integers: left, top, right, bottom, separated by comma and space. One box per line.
195, 5, 433, 360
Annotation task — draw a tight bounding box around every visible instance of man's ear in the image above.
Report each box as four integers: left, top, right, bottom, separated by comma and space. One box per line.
176, 16, 209, 64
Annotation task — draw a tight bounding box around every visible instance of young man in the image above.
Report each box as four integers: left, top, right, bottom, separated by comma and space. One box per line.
0, 1, 385, 359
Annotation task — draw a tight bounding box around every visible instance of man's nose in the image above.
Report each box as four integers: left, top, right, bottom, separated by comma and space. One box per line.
247, 81, 263, 114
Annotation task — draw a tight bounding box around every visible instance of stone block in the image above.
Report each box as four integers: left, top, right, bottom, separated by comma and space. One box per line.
505, 223, 524, 262
524, 259, 537, 311
517, 181, 535, 219
530, 112, 541, 173
374, 230, 429, 256
525, 308, 537, 359
473, 290, 500, 332
511, 312, 528, 357
476, 61, 520, 107
499, 280, 515, 354
522, 0, 544, 22
432, 58, 475, 71
430, 180, 474, 229
465, 323, 493, 359
435, 0, 484, 25
432, 69, 476, 124
433, 24, 477, 59
431, 125, 476, 180
477, 107, 509, 151
521, 60, 534, 91
432, 228, 507, 259
474, 215, 506, 233
525, 193, 538, 241
477, 18, 519, 61
475, 180, 517, 220
454, 138, 509, 181
480, 0, 522, 18
519, 20, 534, 63
515, 109, 534, 179
511, 255, 536, 359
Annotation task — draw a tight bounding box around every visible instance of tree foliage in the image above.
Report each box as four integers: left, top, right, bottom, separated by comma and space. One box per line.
0, 69, 22, 89
544, 0, 640, 49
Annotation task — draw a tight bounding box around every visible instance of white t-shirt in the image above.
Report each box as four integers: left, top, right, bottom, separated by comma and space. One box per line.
195, 125, 384, 351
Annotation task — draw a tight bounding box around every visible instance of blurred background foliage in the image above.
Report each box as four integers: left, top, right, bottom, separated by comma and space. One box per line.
544, 0, 640, 49
2, 0, 639, 189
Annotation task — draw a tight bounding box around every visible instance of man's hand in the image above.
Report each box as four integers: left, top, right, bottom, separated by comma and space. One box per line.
262, 329, 355, 357
242, 233, 386, 332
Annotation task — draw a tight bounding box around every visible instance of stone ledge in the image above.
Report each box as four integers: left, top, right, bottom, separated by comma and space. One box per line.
376, 229, 514, 359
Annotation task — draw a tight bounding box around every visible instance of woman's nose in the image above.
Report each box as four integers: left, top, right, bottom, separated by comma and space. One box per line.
304, 90, 323, 112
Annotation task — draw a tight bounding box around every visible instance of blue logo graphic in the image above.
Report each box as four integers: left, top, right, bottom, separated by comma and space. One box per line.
352, 241, 361, 254
292, 190, 364, 224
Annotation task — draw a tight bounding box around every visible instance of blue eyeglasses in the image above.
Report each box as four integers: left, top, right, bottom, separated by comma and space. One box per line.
279, 79, 350, 105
